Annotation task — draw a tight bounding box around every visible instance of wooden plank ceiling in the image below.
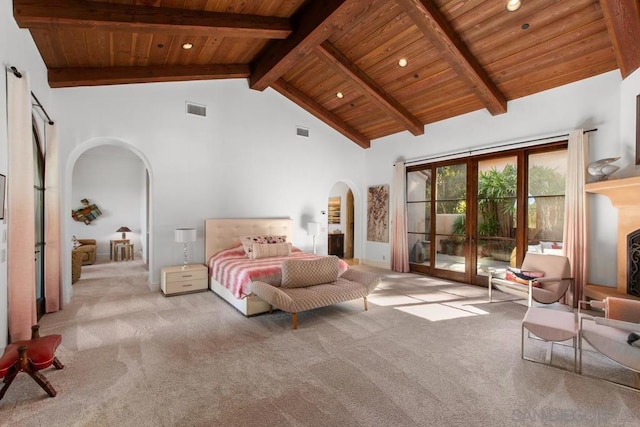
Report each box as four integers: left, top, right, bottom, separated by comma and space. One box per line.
14, 0, 639, 148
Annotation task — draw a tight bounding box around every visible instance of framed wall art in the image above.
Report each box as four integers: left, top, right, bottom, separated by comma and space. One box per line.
328, 197, 341, 224
367, 184, 389, 243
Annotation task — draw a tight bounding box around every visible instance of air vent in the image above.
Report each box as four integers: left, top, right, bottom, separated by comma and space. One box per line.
185, 102, 207, 117
296, 126, 309, 138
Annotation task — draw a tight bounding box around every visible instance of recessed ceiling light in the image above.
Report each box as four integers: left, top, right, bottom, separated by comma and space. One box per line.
336, 92, 344, 99
398, 58, 408, 67
505, 0, 522, 11
182, 43, 193, 50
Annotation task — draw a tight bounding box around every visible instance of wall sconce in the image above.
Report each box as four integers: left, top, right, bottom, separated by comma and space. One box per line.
175, 228, 197, 269
307, 222, 321, 254
117, 226, 131, 239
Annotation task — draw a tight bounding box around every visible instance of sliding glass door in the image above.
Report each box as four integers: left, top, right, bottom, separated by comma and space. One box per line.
408, 161, 469, 283
407, 143, 567, 285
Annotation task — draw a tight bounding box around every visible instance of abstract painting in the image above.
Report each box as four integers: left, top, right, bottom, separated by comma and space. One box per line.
367, 185, 389, 242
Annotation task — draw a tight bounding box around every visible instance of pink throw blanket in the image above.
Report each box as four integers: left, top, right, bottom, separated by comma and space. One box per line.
208, 245, 348, 299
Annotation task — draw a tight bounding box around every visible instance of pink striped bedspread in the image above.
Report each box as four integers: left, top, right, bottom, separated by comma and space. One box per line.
208, 245, 348, 299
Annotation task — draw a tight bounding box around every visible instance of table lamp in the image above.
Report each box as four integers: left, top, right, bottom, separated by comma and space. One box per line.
117, 226, 131, 239
307, 222, 320, 254
175, 228, 197, 269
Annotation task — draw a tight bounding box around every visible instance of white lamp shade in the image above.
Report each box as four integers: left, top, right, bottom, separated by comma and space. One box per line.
307, 222, 320, 236
175, 228, 197, 243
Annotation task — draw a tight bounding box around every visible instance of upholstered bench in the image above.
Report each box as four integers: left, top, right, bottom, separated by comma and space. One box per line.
250, 256, 380, 329
0, 325, 64, 400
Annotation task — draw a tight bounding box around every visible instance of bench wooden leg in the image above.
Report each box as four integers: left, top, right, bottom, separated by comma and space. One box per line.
18, 346, 57, 397
291, 313, 298, 330
363, 297, 368, 311
0, 369, 18, 400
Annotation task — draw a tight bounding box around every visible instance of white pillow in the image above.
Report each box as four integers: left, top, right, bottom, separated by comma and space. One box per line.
250, 242, 292, 259
72, 235, 82, 249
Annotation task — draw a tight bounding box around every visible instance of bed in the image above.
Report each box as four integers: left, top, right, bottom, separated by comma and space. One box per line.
205, 218, 348, 316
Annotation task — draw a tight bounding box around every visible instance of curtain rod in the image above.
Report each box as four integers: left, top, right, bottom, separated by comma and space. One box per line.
8, 66, 55, 125
402, 128, 597, 166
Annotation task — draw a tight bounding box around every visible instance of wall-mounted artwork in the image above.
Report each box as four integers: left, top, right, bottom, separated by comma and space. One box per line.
72, 198, 102, 225
367, 185, 389, 243
328, 197, 341, 224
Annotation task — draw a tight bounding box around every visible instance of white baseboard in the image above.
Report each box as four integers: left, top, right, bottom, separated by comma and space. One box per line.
362, 259, 391, 269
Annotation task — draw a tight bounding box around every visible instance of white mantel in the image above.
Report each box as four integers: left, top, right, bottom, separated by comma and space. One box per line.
585, 176, 640, 298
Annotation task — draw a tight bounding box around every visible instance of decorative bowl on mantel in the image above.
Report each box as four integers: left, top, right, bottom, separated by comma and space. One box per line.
587, 157, 620, 181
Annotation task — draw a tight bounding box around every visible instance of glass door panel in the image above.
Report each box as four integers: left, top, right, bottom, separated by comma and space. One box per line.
407, 170, 431, 270
527, 150, 567, 251
435, 164, 466, 275
476, 157, 517, 276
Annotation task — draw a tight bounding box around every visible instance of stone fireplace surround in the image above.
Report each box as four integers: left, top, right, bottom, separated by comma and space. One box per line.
585, 176, 640, 300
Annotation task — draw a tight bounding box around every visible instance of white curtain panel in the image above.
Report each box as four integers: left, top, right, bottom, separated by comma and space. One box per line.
45, 122, 61, 312
7, 69, 37, 341
391, 162, 409, 272
563, 129, 588, 307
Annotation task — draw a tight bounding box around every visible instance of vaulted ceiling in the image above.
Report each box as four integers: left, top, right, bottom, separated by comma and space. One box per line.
13, 0, 640, 148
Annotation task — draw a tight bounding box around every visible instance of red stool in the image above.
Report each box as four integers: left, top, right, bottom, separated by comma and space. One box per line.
0, 325, 64, 400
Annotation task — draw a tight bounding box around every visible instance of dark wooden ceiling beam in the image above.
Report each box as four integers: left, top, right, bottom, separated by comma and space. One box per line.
47, 64, 251, 88
396, 0, 507, 115
13, 0, 291, 39
316, 42, 424, 136
271, 79, 370, 148
599, 0, 640, 78
250, 0, 373, 91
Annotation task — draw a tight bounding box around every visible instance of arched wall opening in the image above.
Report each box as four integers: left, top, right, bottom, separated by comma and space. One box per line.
328, 180, 362, 262
62, 137, 154, 304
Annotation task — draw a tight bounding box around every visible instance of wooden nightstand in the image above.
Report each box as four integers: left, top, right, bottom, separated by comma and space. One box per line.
160, 264, 208, 296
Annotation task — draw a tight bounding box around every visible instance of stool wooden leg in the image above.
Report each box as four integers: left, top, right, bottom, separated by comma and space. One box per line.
53, 357, 64, 370
291, 313, 298, 330
363, 297, 368, 311
0, 368, 18, 400
18, 346, 57, 398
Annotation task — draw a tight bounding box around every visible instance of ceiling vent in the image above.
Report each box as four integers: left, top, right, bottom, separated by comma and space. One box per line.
296, 126, 309, 138
185, 102, 206, 117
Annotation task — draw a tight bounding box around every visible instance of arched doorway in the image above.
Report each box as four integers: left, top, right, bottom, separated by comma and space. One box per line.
63, 138, 154, 304
328, 181, 360, 264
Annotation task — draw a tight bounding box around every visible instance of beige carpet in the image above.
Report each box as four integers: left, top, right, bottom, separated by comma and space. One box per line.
0, 260, 638, 426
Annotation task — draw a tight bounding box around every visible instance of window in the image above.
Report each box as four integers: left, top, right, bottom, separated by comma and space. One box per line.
407, 143, 567, 284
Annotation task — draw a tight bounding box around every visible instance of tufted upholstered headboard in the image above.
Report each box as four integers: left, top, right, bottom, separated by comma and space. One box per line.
204, 218, 293, 262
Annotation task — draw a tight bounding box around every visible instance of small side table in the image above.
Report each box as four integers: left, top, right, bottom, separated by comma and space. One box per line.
160, 264, 208, 296
110, 239, 130, 261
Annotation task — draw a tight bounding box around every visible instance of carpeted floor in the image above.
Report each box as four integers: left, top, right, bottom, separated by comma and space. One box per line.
0, 260, 638, 426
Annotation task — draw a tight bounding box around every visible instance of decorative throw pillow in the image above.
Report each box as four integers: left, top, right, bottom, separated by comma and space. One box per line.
72, 235, 82, 249
240, 235, 287, 257
250, 242, 292, 259
281, 256, 340, 288
505, 267, 543, 287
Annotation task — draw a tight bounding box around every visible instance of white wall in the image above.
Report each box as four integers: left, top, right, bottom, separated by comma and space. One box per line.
71, 145, 145, 259
0, 2, 53, 346
363, 70, 634, 287
54, 78, 366, 301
